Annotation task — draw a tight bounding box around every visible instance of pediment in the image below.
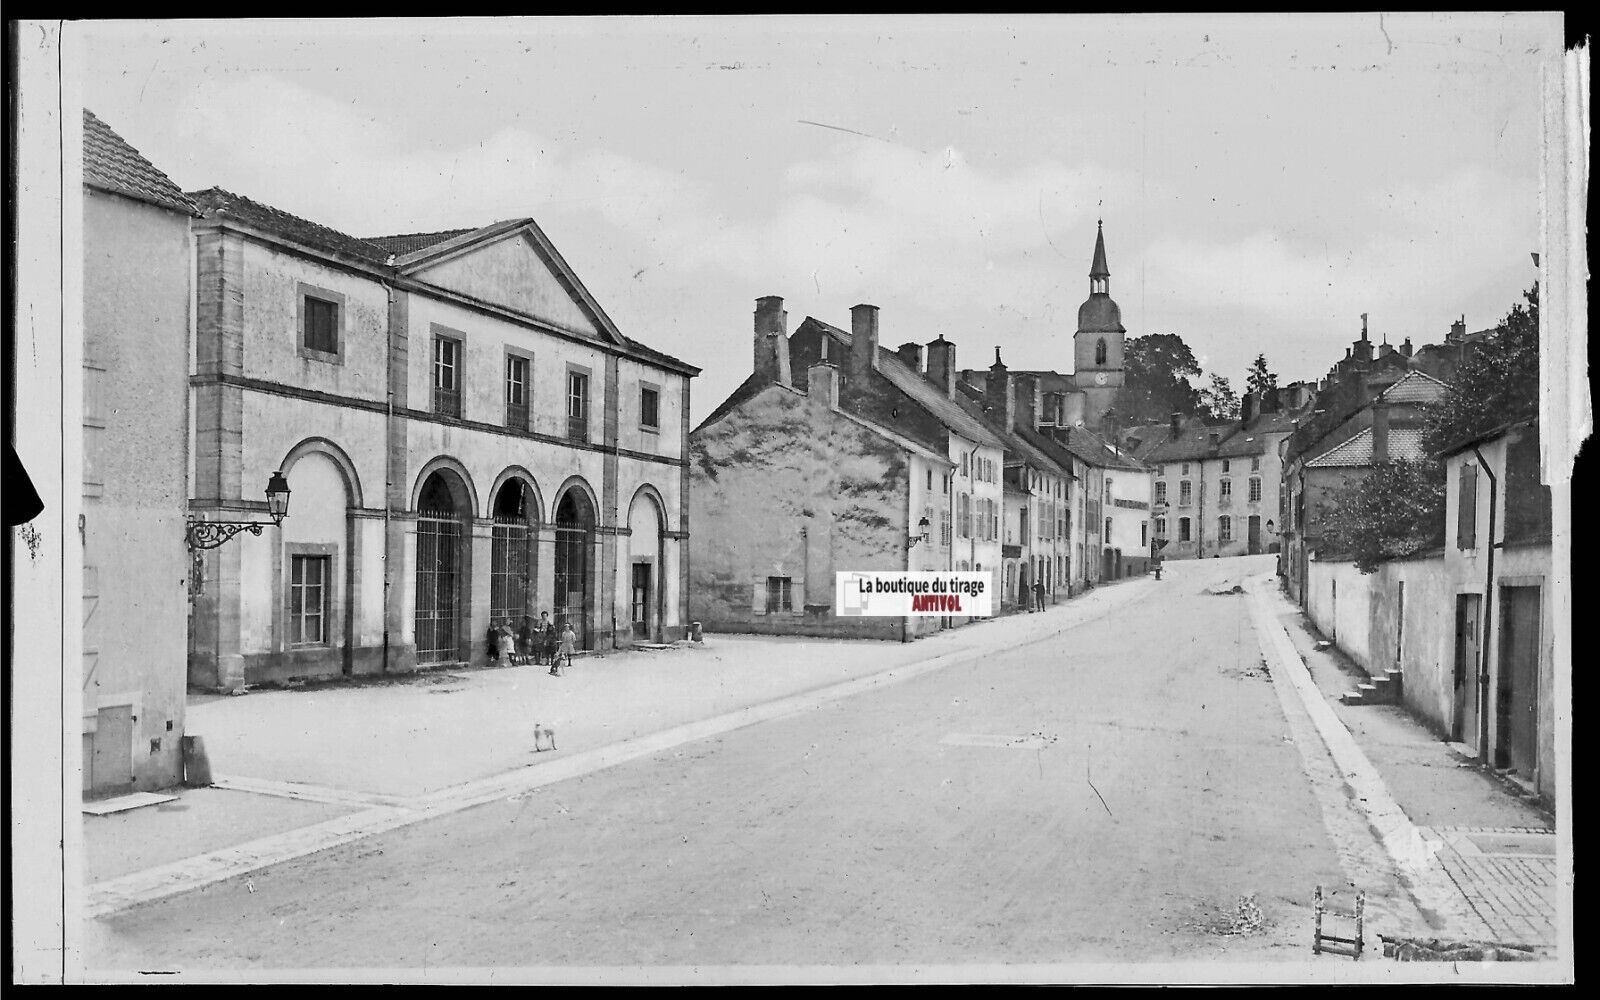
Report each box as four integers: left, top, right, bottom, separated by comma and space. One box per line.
408, 230, 606, 339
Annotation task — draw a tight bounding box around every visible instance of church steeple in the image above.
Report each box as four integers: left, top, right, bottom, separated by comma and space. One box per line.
1089, 219, 1110, 295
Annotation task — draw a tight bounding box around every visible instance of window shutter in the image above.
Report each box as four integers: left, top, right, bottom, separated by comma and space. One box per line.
1457, 463, 1478, 549
752, 582, 766, 615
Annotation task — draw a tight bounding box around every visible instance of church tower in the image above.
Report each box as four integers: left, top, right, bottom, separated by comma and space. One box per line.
1073, 220, 1126, 430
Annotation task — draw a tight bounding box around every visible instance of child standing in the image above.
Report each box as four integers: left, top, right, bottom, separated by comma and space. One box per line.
552, 621, 576, 676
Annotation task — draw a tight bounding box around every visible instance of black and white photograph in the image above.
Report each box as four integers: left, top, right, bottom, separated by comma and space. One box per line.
7, 13, 1583, 985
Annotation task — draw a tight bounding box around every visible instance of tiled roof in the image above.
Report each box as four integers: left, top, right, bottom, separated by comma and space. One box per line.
82, 110, 198, 216
807, 319, 1009, 452
1376, 369, 1447, 405
1305, 427, 1428, 468
1136, 416, 1244, 464
1046, 424, 1149, 472
187, 188, 392, 264
363, 229, 475, 256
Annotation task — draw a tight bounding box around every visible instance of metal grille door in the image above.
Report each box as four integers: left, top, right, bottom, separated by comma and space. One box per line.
553, 525, 589, 649
415, 513, 462, 663
491, 516, 532, 625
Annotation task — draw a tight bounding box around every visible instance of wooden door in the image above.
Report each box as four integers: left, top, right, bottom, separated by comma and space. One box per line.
1498, 586, 1541, 777
1454, 594, 1482, 750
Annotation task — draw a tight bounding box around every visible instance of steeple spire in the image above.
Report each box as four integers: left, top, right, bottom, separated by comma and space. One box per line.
1089, 220, 1110, 294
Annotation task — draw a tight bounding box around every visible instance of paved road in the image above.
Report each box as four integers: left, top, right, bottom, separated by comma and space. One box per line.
88, 556, 1362, 971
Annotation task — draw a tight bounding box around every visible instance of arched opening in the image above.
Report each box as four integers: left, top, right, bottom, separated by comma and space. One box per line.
627, 488, 666, 641
490, 478, 538, 630
415, 470, 469, 664
553, 486, 596, 650
1095, 338, 1108, 365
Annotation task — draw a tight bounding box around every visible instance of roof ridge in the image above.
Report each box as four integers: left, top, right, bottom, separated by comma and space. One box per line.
363, 226, 476, 241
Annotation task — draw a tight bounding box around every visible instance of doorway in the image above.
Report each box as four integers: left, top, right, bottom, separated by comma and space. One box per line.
631, 562, 653, 639
1248, 515, 1262, 555
553, 488, 595, 650
87, 705, 133, 797
490, 479, 536, 631
1496, 586, 1541, 777
415, 471, 467, 664
1453, 593, 1482, 751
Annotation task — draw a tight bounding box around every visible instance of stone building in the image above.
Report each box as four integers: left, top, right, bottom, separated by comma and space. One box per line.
185, 189, 697, 692
689, 298, 1007, 638
80, 110, 199, 792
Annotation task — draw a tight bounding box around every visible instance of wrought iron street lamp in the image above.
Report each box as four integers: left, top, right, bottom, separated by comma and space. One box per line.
186, 471, 291, 550
907, 515, 930, 549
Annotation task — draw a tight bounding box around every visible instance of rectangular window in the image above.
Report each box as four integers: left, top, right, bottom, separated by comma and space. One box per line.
1155, 517, 1167, 536
289, 555, 329, 645
1155, 481, 1167, 504
962, 453, 970, 478
940, 508, 952, 547
639, 385, 660, 431
1140, 521, 1148, 546
1457, 462, 1478, 549
1222, 459, 1231, 473
1179, 517, 1192, 542
1105, 479, 1113, 501
1251, 456, 1262, 472
1105, 517, 1113, 540
1181, 463, 1190, 476
765, 576, 793, 613
1249, 477, 1262, 503
1180, 480, 1193, 506
304, 297, 338, 354
433, 336, 461, 418
567, 370, 590, 442
505, 354, 530, 430
926, 468, 933, 491
1220, 479, 1232, 499
1219, 515, 1232, 541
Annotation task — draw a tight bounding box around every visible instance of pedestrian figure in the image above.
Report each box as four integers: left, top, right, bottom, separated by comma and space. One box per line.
551, 621, 577, 676
1154, 558, 1163, 580
486, 623, 503, 663
515, 616, 534, 665
492, 622, 516, 664
535, 611, 554, 666
1032, 580, 1046, 612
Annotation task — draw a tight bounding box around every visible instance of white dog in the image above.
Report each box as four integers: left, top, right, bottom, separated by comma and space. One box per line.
533, 723, 557, 753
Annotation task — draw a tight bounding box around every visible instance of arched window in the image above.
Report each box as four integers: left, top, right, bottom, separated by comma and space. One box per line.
1095, 338, 1108, 365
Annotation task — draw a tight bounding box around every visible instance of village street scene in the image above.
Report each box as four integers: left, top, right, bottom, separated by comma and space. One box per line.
9, 14, 1578, 985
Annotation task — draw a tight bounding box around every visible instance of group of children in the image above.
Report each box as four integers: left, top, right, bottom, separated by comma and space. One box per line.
488, 612, 576, 676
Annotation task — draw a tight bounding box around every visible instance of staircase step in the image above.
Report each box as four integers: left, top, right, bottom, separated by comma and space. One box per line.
1340, 690, 1366, 705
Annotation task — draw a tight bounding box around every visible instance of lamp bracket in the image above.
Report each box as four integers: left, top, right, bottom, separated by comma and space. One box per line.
186, 519, 273, 551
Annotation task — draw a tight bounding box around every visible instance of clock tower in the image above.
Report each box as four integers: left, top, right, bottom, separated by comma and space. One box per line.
1073, 220, 1126, 430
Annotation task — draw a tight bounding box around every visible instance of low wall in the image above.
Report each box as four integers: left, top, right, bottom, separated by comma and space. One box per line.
1306, 554, 1453, 735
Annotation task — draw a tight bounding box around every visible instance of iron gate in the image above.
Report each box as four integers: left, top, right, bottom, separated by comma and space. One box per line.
415, 512, 463, 663
490, 515, 532, 626
553, 524, 590, 649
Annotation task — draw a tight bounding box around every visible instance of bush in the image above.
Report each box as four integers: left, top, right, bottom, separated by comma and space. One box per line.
1316, 459, 1446, 573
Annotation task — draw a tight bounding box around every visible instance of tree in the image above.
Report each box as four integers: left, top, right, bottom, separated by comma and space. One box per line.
1423, 284, 1539, 455
1316, 459, 1447, 573
1198, 373, 1239, 421
1246, 354, 1279, 396
1118, 333, 1204, 424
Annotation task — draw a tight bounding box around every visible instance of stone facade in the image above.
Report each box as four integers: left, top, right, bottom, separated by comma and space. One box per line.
186, 194, 697, 692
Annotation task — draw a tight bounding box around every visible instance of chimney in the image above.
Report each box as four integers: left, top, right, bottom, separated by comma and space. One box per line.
1371, 398, 1390, 463
1449, 316, 1466, 343
849, 304, 879, 385
986, 347, 1015, 430
895, 341, 924, 373
1262, 387, 1280, 413
754, 296, 791, 385
1015, 374, 1041, 431
1062, 393, 1086, 428
1400, 336, 1414, 358
1241, 391, 1256, 424
1170, 412, 1182, 439
807, 362, 840, 410
925, 335, 957, 399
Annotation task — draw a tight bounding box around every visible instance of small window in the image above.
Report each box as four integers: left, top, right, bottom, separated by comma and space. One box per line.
1219, 515, 1232, 541
1222, 459, 1231, 473
640, 385, 660, 431
1251, 456, 1262, 472
289, 555, 329, 645
1457, 463, 1478, 549
1220, 478, 1232, 498
433, 336, 461, 418
506, 355, 530, 430
1105, 517, 1113, 540
1095, 338, 1108, 365
1249, 477, 1262, 503
926, 468, 933, 491
765, 576, 793, 613
1179, 517, 1192, 542
304, 297, 338, 354
1140, 521, 1148, 546
567, 370, 590, 442
1155, 516, 1167, 536
1181, 463, 1190, 476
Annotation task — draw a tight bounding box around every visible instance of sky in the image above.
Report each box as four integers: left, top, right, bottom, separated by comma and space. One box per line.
69, 14, 1560, 424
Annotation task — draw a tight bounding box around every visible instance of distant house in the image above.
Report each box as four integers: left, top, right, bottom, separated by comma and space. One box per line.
81, 110, 200, 793
184, 187, 697, 692
689, 298, 1006, 639
1280, 369, 1446, 606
